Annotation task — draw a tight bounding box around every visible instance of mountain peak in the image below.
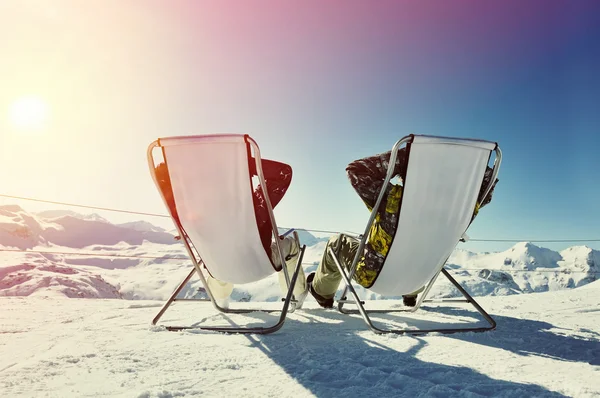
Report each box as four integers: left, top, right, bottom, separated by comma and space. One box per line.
510, 241, 540, 251
503, 241, 561, 270
36, 210, 109, 223
1, 204, 179, 249
0, 204, 25, 213
559, 245, 597, 271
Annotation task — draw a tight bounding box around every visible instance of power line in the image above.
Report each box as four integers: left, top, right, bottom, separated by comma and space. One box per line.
2, 192, 600, 243
1, 248, 597, 274
0, 194, 169, 218
453, 268, 599, 274
283, 228, 357, 236
469, 239, 600, 243
0, 248, 187, 260
0, 194, 350, 235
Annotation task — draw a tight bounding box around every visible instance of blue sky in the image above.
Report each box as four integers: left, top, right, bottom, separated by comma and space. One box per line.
0, 1, 599, 253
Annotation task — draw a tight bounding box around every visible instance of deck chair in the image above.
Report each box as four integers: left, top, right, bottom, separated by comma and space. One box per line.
147, 134, 306, 334
333, 134, 502, 335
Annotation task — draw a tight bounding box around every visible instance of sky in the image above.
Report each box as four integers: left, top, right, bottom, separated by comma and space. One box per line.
0, 0, 599, 253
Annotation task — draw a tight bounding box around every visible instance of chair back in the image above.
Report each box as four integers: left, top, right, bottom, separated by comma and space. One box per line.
370, 135, 498, 295
151, 134, 277, 284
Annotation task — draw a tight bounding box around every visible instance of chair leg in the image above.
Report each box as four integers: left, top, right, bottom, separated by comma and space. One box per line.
152, 267, 197, 326
153, 246, 306, 334
440, 268, 496, 330
330, 247, 496, 335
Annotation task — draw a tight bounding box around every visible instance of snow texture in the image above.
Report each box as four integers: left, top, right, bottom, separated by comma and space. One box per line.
1, 205, 599, 396
0, 285, 599, 397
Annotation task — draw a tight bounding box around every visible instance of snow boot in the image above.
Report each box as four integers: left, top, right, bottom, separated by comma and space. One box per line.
306, 272, 334, 309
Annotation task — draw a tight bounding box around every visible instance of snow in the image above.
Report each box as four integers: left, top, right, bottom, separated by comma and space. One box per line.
279, 228, 330, 247
447, 242, 599, 294
1, 285, 599, 397
1, 205, 599, 396
36, 209, 111, 224
1, 205, 598, 302
117, 221, 167, 233
0, 205, 179, 250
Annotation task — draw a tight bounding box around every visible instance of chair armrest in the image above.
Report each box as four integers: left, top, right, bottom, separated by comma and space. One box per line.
279, 228, 295, 239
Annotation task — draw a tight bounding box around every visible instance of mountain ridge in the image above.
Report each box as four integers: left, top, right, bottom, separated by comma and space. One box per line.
0, 205, 597, 300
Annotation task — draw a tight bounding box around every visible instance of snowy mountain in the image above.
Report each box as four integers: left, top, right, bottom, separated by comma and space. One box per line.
0, 205, 597, 301
36, 209, 110, 223
278, 227, 330, 247
0, 205, 178, 249
116, 220, 167, 233
446, 242, 599, 294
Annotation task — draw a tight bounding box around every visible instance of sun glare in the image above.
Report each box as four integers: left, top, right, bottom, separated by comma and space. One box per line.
9, 96, 50, 132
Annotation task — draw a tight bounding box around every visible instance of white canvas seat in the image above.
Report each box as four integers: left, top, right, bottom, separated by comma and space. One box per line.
147, 134, 305, 334
332, 134, 502, 335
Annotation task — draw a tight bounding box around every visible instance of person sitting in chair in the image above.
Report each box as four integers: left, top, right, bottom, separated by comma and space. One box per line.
306, 148, 498, 308
154, 157, 307, 304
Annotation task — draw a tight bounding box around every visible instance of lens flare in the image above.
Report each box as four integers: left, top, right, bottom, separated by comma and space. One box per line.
9, 96, 50, 132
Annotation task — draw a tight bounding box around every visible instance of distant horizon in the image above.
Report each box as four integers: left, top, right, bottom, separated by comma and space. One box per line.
1, 200, 599, 255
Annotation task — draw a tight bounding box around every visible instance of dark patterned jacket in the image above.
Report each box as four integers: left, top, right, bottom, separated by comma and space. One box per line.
346, 149, 497, 287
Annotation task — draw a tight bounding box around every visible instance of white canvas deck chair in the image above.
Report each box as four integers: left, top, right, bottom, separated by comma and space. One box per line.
147, 134, 306, 334
334, 134, 502, 335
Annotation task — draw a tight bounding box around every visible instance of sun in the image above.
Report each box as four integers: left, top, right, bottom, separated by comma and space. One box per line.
9, 96, 50, 132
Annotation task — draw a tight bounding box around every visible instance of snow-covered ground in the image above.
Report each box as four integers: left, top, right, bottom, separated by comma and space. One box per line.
1, 282, 599, 397
1, 204, 599, 397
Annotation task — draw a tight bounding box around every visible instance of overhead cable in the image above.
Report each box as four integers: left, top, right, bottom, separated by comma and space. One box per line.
2, 193, 600, 243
